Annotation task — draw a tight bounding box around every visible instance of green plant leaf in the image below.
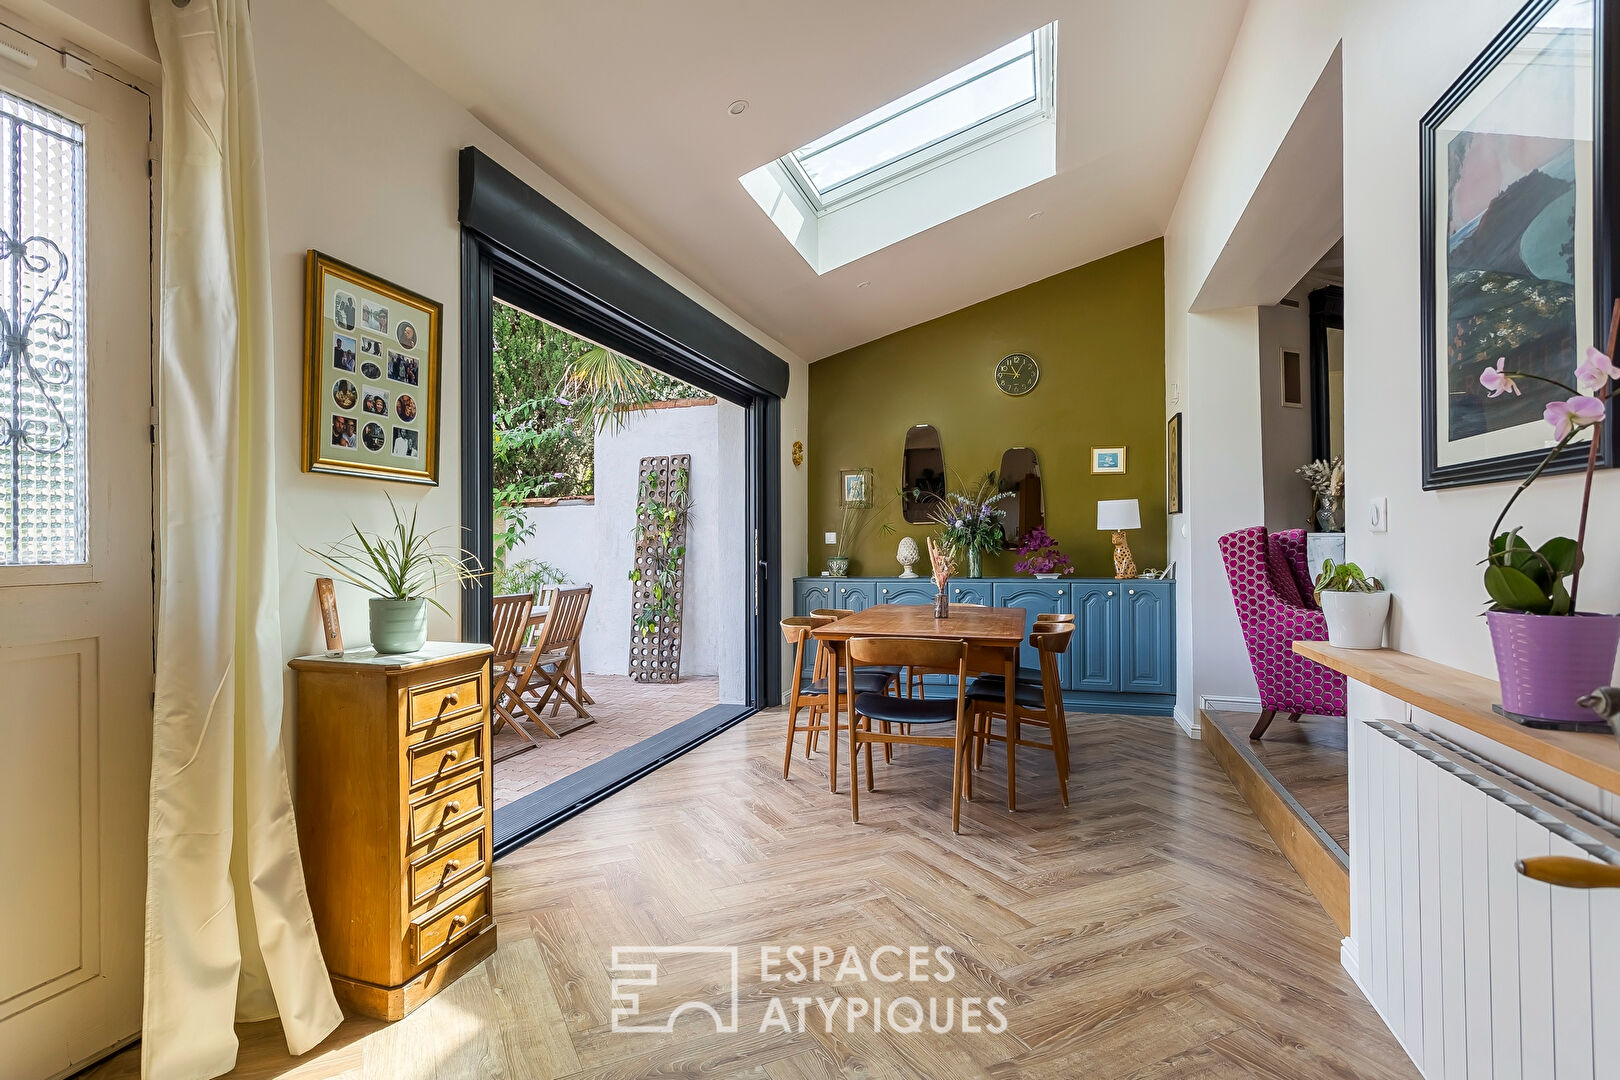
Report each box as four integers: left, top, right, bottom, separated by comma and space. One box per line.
1549, 575, 1573, 616
1484, 563, 1553, 614
1537, 536, 1581, 578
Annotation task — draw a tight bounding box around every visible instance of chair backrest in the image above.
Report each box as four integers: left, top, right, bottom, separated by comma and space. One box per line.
537, 584, 592, 653
490, 592, 535, 664
1035, 612, 1074, 623
1029, 625, 1074, 710
782, 615, 833, 687
812, 608, 855, 619
848, 635, 964, 673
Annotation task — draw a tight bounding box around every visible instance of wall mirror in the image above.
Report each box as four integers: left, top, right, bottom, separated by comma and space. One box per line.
901, 424, 946, 523
998, 447, 1044, 543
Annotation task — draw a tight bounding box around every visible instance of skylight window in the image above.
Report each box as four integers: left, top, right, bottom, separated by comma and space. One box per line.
740, 23, 1059, 274
783, 26, 1054, 210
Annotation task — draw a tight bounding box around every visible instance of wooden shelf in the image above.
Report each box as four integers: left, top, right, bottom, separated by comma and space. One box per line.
1293, 642, 1620, 794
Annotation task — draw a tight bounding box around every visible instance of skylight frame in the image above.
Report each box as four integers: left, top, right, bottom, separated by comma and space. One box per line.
779, 23, 1057, 215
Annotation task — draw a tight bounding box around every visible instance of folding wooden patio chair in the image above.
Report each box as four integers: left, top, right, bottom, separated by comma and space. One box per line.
489, 592, 538, 761
509, 584, 594, 738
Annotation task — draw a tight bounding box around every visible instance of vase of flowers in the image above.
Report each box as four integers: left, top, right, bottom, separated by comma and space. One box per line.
1013, 527, 1073, 580
1476, 341, 1620, 726
1297, 458, 1345, 532
925, 474, 1013, 579
927, 535, 955, 618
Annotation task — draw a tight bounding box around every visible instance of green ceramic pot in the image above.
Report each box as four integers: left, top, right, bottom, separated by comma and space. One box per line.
370, 596, 428, 654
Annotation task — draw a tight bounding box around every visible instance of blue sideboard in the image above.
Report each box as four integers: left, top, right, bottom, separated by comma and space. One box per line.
791, 576, 1176, 716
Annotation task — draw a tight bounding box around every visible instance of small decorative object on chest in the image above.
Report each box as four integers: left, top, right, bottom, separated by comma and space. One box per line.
927, 535, 954, 619
1098, 499, 1141, 579
896, 536, 919, 578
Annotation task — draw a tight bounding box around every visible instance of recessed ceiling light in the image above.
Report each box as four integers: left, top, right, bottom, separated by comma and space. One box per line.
856, 280, 871, 289
1028, 210, 1044, 220
728, 99, 749, 115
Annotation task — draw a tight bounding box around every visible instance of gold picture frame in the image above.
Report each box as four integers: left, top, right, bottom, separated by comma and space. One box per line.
1091, 446, 1127, 475
839, 467, 874, 508
302, 250, 441, 484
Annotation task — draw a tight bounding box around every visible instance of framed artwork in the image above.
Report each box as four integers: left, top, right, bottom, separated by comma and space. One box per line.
303, 251, 441, 484
1166, 414, 1182, 514
839, 467, 874, 508
1419, 0, 1615, 489
1091, 446, 1127, 475
1280, 349, 1304, 408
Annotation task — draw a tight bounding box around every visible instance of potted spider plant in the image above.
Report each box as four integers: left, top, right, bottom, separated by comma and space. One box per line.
306, 496, 481, 654
1475, 342, 1620, 726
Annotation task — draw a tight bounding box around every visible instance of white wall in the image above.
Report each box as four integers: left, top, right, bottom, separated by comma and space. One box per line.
1258, 294, 1314, 534
1163, 0, 1345, 733
34, 0, 808, 705
510, 399, 746, 703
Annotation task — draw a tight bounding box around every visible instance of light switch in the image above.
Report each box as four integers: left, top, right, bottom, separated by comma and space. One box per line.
1369, 498, 1388, 533
824, 532, 837, 544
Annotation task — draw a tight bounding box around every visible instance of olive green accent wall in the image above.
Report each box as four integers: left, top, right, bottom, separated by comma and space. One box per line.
806, 239, 1167, 579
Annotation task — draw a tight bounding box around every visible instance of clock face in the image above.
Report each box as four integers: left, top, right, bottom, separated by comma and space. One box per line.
995, 353, 1039, 396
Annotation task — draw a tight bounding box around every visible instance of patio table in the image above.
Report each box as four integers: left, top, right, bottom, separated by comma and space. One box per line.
811, 604, 1026, 802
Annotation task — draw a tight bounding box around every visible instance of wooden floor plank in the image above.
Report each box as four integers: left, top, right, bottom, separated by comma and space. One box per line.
78, 711, 1414, 1080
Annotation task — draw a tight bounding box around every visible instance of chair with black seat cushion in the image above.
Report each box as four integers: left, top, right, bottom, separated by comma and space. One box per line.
780, 616, 893, 786
846, 636, 974, 834
966, 624, 1073, 811
813, 607, 907, 688
964, 612, 1074, 702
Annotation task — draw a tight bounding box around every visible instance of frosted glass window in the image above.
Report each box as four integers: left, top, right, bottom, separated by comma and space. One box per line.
0, 90, 87, 565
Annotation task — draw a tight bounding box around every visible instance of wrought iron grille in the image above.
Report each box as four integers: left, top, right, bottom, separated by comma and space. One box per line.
0, 91, 86, 565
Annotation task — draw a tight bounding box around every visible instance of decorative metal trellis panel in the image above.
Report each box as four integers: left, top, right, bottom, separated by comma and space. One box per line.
0, 90, 87, 566
628, 454, 690, 683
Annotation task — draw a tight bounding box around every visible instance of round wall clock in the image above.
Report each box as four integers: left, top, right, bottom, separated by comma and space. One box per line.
995, 352, 1039, 396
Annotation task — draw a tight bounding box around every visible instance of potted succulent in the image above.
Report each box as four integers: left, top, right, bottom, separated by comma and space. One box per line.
1313, 559, 1390, 649
1475, 343, 1620, 725
924, 473, 1014, 578
306, 496, 480, 654
1012, 527, 1073, 580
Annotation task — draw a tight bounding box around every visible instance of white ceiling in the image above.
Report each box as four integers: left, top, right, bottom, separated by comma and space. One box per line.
328, 0, 1248, 359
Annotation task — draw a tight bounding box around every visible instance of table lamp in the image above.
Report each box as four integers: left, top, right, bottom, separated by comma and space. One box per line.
1097, 498, 1141, 580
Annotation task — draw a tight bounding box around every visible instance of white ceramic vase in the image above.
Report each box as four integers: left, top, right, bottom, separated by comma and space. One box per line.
1320, 590, 1391, 650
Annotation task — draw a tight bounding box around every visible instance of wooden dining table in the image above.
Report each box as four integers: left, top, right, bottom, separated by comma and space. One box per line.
811, 604, 1027, 800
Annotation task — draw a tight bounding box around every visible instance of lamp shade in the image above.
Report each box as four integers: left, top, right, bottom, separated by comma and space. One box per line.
1097, 498, 1141, 531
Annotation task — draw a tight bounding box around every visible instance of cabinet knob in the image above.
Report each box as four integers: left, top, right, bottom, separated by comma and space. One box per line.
1057, 590, 1064, 596
444, 859, 460, 873
1129, 589, 1136, 595
882, 588, 888, 594
443, 749, 459, 763
1107, 591, 1114, 597
445, 800, 461, 815
451, 914, 469, 929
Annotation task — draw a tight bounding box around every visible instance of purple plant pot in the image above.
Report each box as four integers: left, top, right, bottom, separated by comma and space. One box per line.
1487, 611, 1620, 725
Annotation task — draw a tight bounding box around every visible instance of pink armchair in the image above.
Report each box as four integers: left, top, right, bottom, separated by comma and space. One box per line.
1218, 526, 1347, 739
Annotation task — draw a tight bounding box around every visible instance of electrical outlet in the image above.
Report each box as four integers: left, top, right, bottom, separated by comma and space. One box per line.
824, 531, 837, 544
1369, 498, 1388, 533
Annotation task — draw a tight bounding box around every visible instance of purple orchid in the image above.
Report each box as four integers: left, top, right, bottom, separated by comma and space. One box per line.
1576, 345, 1620, 394
1480, 358, 1520, 398
1544, 395, 1607, 440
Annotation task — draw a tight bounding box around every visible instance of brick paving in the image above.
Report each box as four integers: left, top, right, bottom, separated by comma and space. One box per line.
491, 673, 720, 807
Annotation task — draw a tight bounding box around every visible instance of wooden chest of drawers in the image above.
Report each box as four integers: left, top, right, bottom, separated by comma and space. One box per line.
289, 642, 496, 1020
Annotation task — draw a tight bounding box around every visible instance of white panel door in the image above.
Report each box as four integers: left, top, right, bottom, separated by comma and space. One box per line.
0, 18, 153, 1080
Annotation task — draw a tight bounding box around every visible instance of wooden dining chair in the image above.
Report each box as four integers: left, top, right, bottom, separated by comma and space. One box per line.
966, 624, 1074, 811
780, 616, 893, 784
846, 636, 974, 834
807, 608, 901, 754
489, 592, 537, 759
509, 585, 594, 737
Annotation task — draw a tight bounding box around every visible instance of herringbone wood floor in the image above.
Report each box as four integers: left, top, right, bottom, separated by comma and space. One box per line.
82, 710, 1415, 1079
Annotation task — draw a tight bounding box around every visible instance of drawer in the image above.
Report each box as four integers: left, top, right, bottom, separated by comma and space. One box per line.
410, 877, 490, 967
407, 673, 482, 733
407, 772, 483, 846
407, 826, 486, 909
407, 726, 483, 790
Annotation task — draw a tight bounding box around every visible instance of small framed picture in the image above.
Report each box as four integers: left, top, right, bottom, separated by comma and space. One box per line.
840, 467, 873, 508
1091, 447, 1127, 475
1280, 349, 1304, 408
303, 250, 440, 484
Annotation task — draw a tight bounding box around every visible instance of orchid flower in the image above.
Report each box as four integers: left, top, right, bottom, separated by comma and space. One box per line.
1480, 358, 1521, 398
1544, 395, 1607, 440
1575, 346, 1620, 394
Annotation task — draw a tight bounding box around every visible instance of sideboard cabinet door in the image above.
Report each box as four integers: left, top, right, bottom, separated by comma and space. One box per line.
991, 580, 1072, 687
1070, 584, 1121, 691
1118, 582, 1174, 694
948, 581, 993, 606
832, 581, 876, 612
877, 581, 937, 605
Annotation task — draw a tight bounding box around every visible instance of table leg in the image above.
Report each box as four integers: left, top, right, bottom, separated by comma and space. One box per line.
828, 640, 841, 795
1003, 649, 1017, 812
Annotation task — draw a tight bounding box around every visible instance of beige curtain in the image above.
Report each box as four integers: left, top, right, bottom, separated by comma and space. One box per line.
145, 1, 341, 1077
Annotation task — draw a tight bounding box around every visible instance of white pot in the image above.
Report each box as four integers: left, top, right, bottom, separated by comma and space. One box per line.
1320, 590, 1391, 650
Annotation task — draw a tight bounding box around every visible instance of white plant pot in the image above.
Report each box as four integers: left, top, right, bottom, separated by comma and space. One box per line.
1320, 590, 1391, 650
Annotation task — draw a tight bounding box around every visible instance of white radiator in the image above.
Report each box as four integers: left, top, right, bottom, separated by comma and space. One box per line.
1349, 721, 1620, 1080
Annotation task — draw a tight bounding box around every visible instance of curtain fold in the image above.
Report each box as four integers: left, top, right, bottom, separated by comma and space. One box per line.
144, 2, 342, 1077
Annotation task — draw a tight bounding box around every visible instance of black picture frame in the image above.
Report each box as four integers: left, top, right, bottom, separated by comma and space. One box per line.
1167, 412, 1183, 515
1419, 0, 1617, 489
1308, 285, 1342, 461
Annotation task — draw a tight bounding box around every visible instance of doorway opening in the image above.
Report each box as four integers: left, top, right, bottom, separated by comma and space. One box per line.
486, 301, 747, 808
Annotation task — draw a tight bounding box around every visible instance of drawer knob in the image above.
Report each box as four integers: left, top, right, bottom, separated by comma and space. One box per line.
451, 914, 469, 929
445, 800, 461, 814
444, 692, 459, 707
444, 859, 460, 873
443, 749, 459, 764
1129, 589, 1136, 595
1057, 590, 1064, 596
881, 588, 888, 594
